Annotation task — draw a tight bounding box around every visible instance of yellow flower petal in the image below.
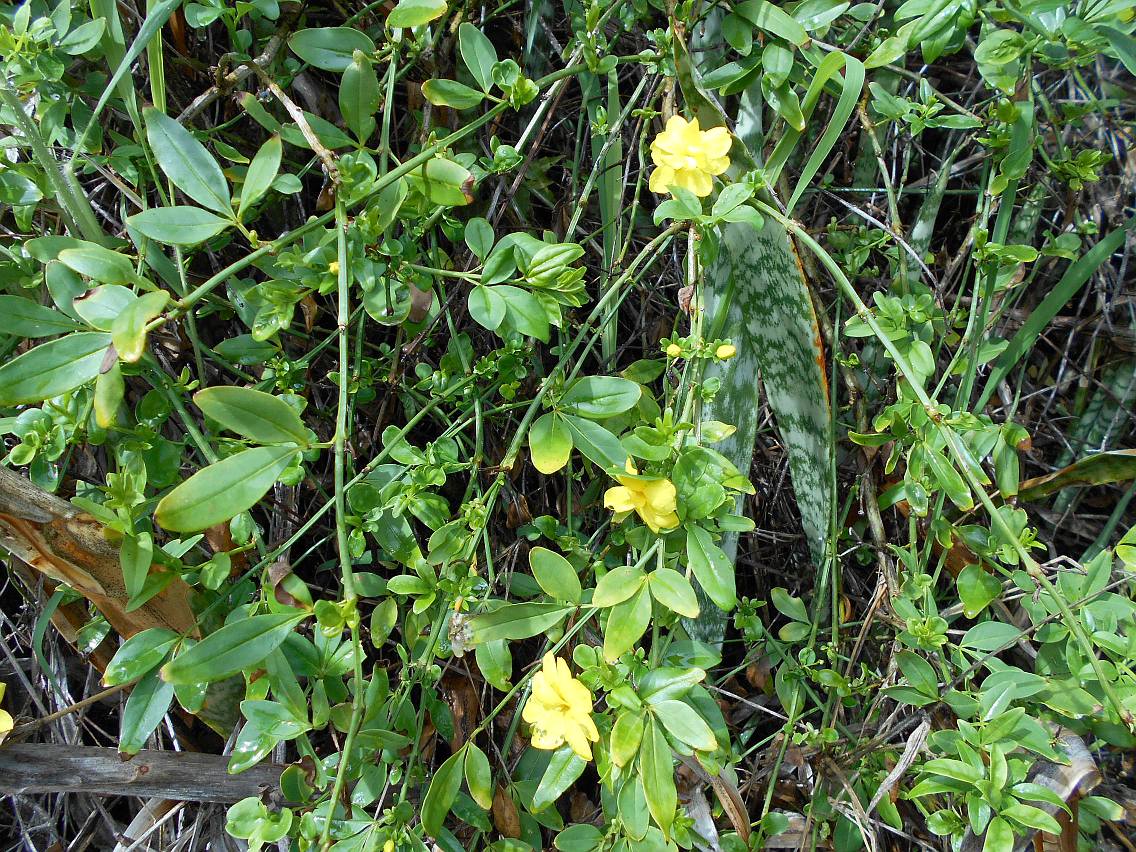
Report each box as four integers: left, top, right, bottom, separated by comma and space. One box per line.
649, 165, 675, 194
703, 126, 732, 159
604, 486, 637, 513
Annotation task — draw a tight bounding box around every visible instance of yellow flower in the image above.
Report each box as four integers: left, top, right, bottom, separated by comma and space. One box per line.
383, 840, 395, 852
0, 682, 12, 745
715, 343, 737, 360
604, 460, 679, 534
649, 116, 732, 197
328, 260, 340, 275
665, 342, 682, 358
522, 653, 599, 760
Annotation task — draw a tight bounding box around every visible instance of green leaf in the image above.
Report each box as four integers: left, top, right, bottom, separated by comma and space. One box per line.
529, 412, 573, 474
464, 743, 493, 810
603, 585, 651, 662
406, 157, 474, 207
957, 563, 1002, 618
387, 0, 447, 28
468, 285, 507, 332
0, 332, 111, 405
422, 79, 485, 110
769, 586, 808, 622
119, 668, 175, 755
685, 525, 736, 612
982, 816, 1014, 852
1000, 803, 1060, 835
559, 376, 642, 419
529, 547, 582, 604
58, 246, 139, 286
127, 206, 232, 245
1103, 26, 1136, 77
288, 27, 376, 71
474, 640, 512, 691
467, 602, 571, 642
341, 51, 379, 141
194, 386, 309, 445
895, 651, 938, 696
238, 135, 282, 219
561, 414, 626, 470
648, 568, 700, 618
610, 710, 645, 767
1017, 449, 1136, 502
960, 621, 1022, 652
103, 627, 179, 685
640, 719, 677, 836
458, 23, 497, 92
161, 612, 304, 684
733, 0, 807, 46
923, 758, 984, 784
120, 532, 154, 600
111, 290, 169, 363
0, 296, 80, 337
652, 699, 717, 752
865, 34, 908, 69
73, 285, 136, 329
495, 284, 548, 341
155, 445, 298, 532
144, 108, 232, 215
786, 54, 863, 213
593, 565, 646, 607
532, 746, 587, 811
421, 749, 464, 835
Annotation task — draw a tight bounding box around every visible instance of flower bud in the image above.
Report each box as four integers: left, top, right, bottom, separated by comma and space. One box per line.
715, 343, 737, 360
665, 343, 682, 358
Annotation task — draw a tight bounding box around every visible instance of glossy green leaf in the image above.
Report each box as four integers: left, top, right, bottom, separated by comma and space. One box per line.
648, 568, 700, 618
0, 332, 111, 405
341, 52, 379, 141
422, 79, 485, 110
111, 290, 169, 363
532, 746, 587, 811
560, 414, 626, 470
120, 531, 154, 600
529, 412, 573, 474
467, 602, 571, 643
651, 699, 717, 752
155, 445, 299, 532
387, 0, 447, 28
103, 627, 179, 685
288, 27, 376, 72
603, 585, 651, 662
0, 296, 80, 337
685, 525, 736, 612
421, 749, 464, 835
119, 668, 175, 755
458, 23, 497, 92
529, 546, 582, 603
58, 245, 139, 286
161, 612, 304, 684
194, 386, 309, 445
559, 376, 641, 419
144, 108, 232, 214
467, 284, 506, 331
127, 206, 232, 245
464, 743, 493, 810
238, 135, 283, 219
640, 718, 677, 836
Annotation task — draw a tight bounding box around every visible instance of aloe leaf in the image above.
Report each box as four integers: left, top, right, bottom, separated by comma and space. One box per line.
684, 217, 834, 645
